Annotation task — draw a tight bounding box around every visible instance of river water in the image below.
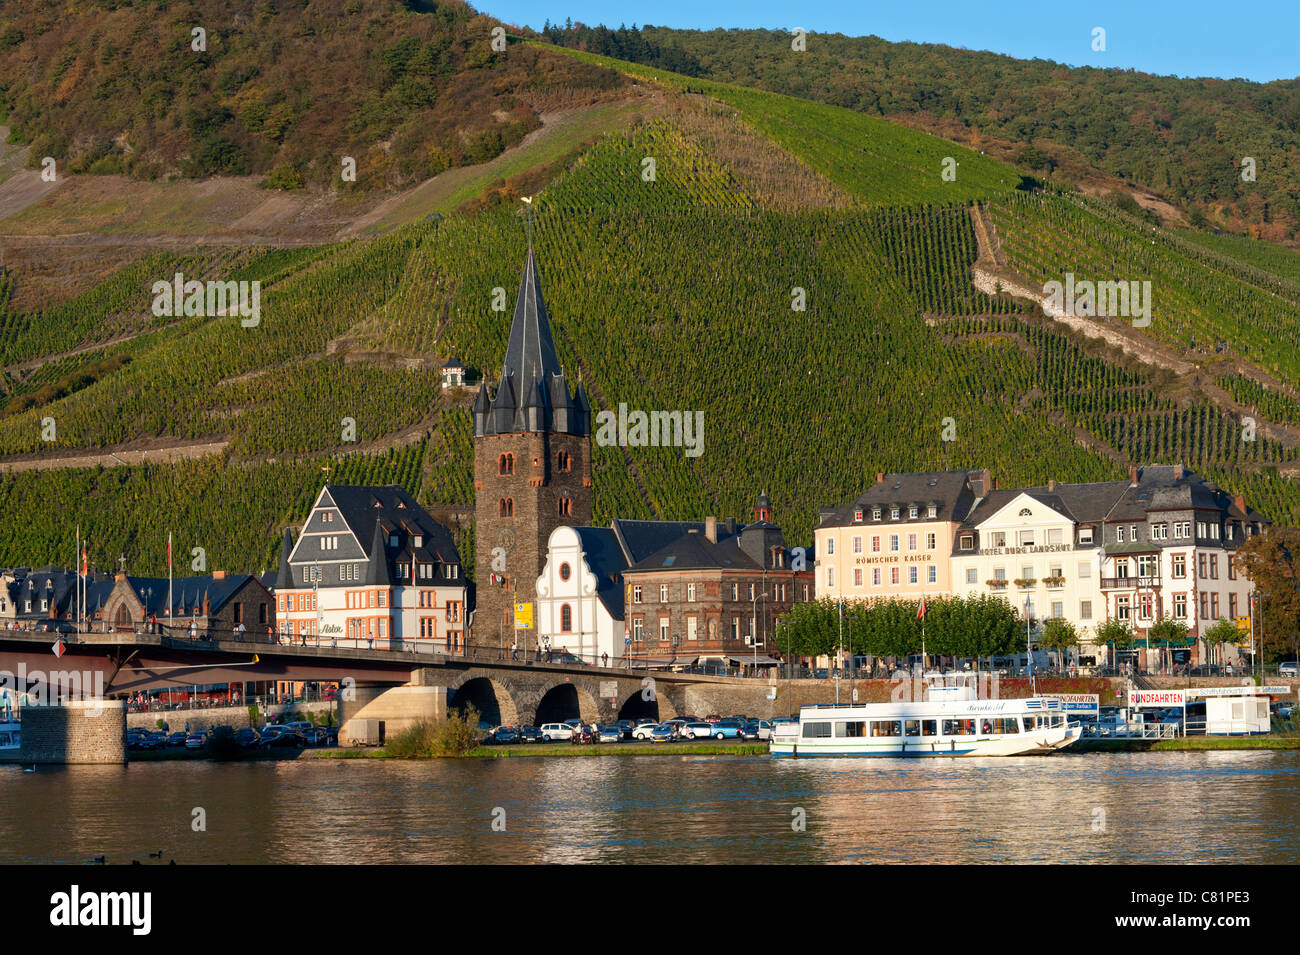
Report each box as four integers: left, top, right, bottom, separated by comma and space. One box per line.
6, 751, 1300, 864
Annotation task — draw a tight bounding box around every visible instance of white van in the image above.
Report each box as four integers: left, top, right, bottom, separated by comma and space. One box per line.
539, 723, 574, 741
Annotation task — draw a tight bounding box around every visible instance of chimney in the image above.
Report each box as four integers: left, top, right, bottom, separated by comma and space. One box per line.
213, 570, 226, 580
981, 468, 993, 495
1234, 494, 1246, 514
705, 516, 717, 543
1048, 479, 1056, 492
1130, 465, 1139, 486
1174, 463, 1185, 480
876, 472, 884, 485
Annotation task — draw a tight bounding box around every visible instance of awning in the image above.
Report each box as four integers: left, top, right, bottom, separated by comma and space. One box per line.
715, 654, 780, 665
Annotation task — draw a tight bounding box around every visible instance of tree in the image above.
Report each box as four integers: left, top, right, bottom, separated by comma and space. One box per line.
783, 598, 841, 660
1233, 529, 1300, 665
1202, 618, 1241, 669
1096, 617, 1134, 667
1040, 617, 1079, 667
1147, 615, 1190, 672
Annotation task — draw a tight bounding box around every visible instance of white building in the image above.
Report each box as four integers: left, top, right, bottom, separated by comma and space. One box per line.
273, 485, 468, 652
535, 526, 627, 664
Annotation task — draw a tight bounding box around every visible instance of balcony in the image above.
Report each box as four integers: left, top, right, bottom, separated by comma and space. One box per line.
1101, 576, 1160, 589
1043, 576, 1066, 589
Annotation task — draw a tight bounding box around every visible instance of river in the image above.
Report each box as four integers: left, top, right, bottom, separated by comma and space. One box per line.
6, 751, 1300, 864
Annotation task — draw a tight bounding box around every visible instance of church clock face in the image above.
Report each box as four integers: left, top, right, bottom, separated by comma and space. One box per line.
496, 527, 516, 554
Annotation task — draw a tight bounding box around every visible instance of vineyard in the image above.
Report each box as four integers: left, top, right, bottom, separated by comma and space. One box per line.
0, 46, 1299, 576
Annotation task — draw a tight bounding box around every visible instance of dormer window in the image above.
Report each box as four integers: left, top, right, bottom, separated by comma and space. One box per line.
890, 507, 900, 520
959, 535, 974, 551
927, 505, 937, 519
414, 535, 423, 548
854, 509, 863, 522
389, 534, 399, 547
908, 506, 919, 520
871, 508, 881, 521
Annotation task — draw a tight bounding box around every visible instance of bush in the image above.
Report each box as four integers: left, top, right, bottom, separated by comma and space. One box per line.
384, 705, 480, 757
264, 162, 305, 190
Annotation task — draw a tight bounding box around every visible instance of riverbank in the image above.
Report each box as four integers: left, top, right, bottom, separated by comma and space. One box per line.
1071, 736, 1300, 752
305, 741, 769, 759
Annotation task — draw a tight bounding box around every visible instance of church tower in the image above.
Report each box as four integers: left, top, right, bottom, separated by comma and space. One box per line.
472, 242, 592, 647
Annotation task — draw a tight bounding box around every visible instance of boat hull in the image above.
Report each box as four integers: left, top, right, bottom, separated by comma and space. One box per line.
769, 724, 1082, 758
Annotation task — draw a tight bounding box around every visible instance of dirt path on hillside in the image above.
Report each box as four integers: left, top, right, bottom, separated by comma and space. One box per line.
0, 438, 229, 473
0, 126, 62, 222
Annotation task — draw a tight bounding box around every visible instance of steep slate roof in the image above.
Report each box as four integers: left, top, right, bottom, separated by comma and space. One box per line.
473, 243, 588, 437
627, 529, 762, 574
569, 526, 630, 619
3, 567, 115, 619
820, 470, 981, 528
120, 574, 260, 618
959, 482, 1130, 528
610, 519, 733, 565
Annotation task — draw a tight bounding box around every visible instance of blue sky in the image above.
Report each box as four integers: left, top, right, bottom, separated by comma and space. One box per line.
480, 0, 1299, 83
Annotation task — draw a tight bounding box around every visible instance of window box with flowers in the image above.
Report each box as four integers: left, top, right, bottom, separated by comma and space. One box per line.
1014, 578, 1037, 589
1043, 575, 1066, 589
986, 579, 1008, 589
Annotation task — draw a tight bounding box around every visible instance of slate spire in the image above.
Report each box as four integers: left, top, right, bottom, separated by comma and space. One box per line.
504, 242, 563, 384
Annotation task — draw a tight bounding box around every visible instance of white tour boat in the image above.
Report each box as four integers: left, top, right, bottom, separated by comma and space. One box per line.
769, 673, 1082, 757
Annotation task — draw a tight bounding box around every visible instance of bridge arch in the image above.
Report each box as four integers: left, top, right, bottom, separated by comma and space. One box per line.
449, 675, 520, 727
617, 679, 677, 722
533, 681, 601, 726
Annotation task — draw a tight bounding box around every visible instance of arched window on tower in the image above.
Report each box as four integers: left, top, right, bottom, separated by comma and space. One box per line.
556, 450, 571, 473
498, 452, 514, 475
499, 498, 514, 518
558, 497, 572, 517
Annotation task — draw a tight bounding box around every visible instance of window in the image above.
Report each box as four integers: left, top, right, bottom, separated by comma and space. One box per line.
731, 617, 740, 640
908, 533, 918, 551
966, 568, 978, 584
1080, 600, 1092, 621
835, 721, 867, 738
1229, 593, 1238, 619
1051, 601, 1064, 618
853, 536, 863, 554
659, 584, 669, 603
1228, 558, 1237, 581
1153, 523, 1167, 540
633, 585, 642, 604
1173, 554, 1186, 578
827, 539, 834, 556
871, 508, 881, 520
687, 583, 696, 602
1117, 597, 1130, 620
870, 720, 902, 738
1047, 528, 1063, 546
560, 604, 573, 632
1197, 522, 1206, 539
659, 619, 670, 643
556, 450, 571, 472
1209, 555, 1218, 579
908, 506, 919, 519
854, 569, 863, 587
890, 567, 900, 585
633, 619, 644, 641
1019, 530, 1035, 547
498, 453, 514, 475
990, 532, 1006, 548
802, 722, 833, 739
1138, 554, 1158, 577
926, 532, 936, 550
498, 498, 513, 518
826, 568, 835, 588
959, 535, 974, 551
731, 583, 739, 601
1211, 593, 1219, 619
1199, 554, 1207, 579
908, 567, 918, 584
927, 566, 937, 584
1078, 561, 1091, 579
1139, 593, 1153, 618
927, 505, 937, 519
687, 616, 698, 640
871, 536, 881, 553
872, 568, 881, 586
890, 535, 900, 552
890, 507, 900, 520
1200, 593, 1209, 620
558, 497, 572, 517
1117, 526, 1126, 543
994, 568, 1006, 581
1079, 527, 1093, 544
1174, 594, 1187, 619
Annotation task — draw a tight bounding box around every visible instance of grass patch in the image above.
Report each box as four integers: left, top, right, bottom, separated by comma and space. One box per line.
381, 707, 480, 758
1150, 737, 1300, 751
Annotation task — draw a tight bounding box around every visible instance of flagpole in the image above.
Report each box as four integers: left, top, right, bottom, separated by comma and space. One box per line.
168, 531, 173, 635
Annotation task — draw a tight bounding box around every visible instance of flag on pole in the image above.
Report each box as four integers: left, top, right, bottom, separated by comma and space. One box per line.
917, 596, 927, 620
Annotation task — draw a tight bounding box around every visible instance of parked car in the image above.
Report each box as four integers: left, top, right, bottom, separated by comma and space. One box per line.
742, 720, 772, 740
518, 726, 543, 743
615, 719, 636, 739
703, 715, 722, 723
549, 652, 589, 666
184, 734, 206, 750
304, 726, 331, 746
261, 728, 306, 748
595, 725, 621, 743
1279, 662, 1299, 677
679, 721, 715, 740
234, 728, 260, 748
649, 723, 677, 742
167, 732, 188, 747
632, 721, 660, 740
490, 726, 521, 745
711, 719, 746, 739
283, 721, 315, 735
539, 723, 575, 742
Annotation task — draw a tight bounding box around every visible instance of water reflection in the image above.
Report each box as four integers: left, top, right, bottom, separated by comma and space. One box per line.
3, 752, 1299, 864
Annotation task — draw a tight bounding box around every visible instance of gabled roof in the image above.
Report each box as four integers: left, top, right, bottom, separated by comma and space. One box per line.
568, 526, 629, 619
627, 529, 763, 574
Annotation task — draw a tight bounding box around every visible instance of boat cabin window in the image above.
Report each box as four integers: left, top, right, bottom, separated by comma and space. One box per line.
870, 720, 902, 738
802, 722, 832, 739
922, 720, 938, 736
835, 721, 866, 738
1022, 716, 1037, 731
943, 719, 975, 736
0, 732, 9, 746
994, 718, 1020, 734
904, 720, 921, 737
